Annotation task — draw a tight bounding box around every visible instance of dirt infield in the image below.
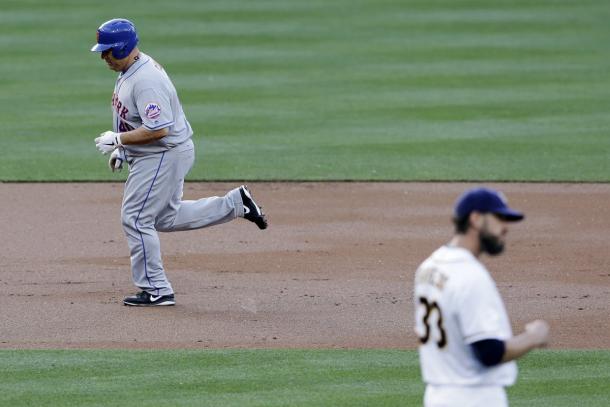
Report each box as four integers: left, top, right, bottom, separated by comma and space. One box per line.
1, 182, 608, 349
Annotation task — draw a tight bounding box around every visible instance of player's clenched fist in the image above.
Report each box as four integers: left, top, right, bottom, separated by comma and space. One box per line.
525, 319, 550, 347
95, 131, 123, 154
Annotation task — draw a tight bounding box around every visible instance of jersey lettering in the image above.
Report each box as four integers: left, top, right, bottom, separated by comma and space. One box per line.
111, 93, 130, 119
119, 120, 134, 132
416, 266, 448, 290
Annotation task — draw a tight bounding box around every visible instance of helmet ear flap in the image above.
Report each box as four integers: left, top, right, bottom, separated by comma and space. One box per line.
111, 44, 127, 59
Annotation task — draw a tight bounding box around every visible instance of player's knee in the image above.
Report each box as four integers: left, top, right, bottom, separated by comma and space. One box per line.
121, 209, 138, 231
122, 209, 158, 232
155, 219, 172, 232
155, 206, 179, 232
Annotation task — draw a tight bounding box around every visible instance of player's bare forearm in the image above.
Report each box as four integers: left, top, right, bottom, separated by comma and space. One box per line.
502, 319, 550, 363
120, 126, 169, 145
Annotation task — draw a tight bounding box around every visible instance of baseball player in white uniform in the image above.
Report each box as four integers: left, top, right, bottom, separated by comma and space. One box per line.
91, 18, 268, 307
414, 187, 550, 406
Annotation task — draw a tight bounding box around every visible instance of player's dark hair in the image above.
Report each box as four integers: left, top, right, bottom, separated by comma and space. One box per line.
453, 215, 470, 234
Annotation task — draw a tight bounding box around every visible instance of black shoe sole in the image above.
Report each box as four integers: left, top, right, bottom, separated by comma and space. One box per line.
249, 212, 268, 230
123, 300, 176, 306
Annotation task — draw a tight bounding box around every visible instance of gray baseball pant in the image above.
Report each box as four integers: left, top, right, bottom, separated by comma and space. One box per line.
121, 139, 244, 296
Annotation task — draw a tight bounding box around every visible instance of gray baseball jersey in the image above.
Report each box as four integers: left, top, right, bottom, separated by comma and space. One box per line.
111, 52, 192, 156
112, 52, 245, 296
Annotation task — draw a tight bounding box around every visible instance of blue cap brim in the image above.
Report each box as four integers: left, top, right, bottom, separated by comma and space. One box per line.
91, 43, 113, 52
493, 208, 524, 221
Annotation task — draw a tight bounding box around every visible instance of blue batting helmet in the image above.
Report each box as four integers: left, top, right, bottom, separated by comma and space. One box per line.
91, 18, 139, 59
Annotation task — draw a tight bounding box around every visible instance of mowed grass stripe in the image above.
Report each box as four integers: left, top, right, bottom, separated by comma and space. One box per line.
0, 349, 609, 406
0, 349, 419, 407
0, 0, 609, 180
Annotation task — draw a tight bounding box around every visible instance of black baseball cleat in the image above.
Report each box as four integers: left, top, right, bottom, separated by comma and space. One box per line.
239, 185, 268, 230
123, 291, 175, 306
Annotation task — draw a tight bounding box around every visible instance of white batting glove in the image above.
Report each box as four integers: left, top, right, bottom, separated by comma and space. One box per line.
108, 147, 126, 172
95, 131, 123, 155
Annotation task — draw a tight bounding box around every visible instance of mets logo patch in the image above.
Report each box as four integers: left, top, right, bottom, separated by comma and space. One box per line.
145, 103, 161, 120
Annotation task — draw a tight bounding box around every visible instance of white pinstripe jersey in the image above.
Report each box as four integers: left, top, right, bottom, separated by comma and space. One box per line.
414, 245, 517, 386
111, 52, 192, 156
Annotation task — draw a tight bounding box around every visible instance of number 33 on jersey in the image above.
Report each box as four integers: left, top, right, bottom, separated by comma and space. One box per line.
415, 265, 448, 348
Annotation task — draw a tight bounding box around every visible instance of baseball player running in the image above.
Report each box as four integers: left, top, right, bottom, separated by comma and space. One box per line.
91, 18, 268, 307
413, 187, 549, 407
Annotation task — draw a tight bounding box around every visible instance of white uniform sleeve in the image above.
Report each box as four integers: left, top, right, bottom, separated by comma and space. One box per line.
456, 270, 510, 345
135, 87, 174, 131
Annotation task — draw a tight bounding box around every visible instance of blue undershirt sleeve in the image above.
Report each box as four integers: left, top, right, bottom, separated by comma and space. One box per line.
471, 338, 506, 367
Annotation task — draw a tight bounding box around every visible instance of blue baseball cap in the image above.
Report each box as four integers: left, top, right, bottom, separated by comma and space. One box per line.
454, 187, 524, 221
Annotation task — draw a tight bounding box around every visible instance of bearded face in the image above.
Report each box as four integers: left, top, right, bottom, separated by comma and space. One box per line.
479, 230, 505, 255
478, 214, 508, 256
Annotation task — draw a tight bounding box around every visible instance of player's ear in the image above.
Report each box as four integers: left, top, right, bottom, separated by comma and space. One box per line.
469, 211, 484, 230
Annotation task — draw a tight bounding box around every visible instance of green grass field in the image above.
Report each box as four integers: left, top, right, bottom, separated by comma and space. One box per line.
1, 349, 609, 406
1, 0, 609, 181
